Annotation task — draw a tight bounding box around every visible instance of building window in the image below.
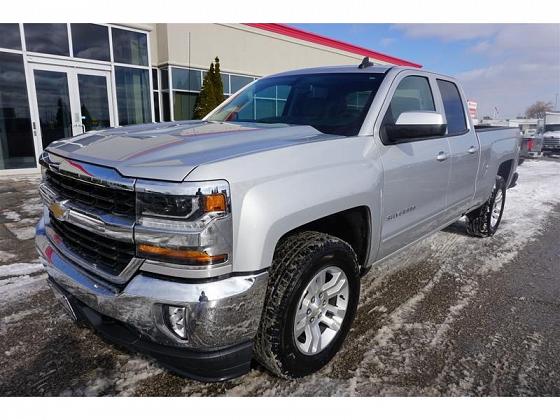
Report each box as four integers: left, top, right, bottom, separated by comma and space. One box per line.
230, 75, 253, 93
221, 74, 230, 96
173, 92, 198, 121
0, 52, 35, 169
0, 24, 21, 50
24, 23, 69, 56
111, 28, 148, 66
71, 24, 110, 61
158, 67, 171, 122
151, 68, 158, 91
153, 92, 160, 123
162, 91, 170, 121
161, 68, 169, 90
172, 68, 202, 91
115, 66, 151, 125
152, 68, 160, 123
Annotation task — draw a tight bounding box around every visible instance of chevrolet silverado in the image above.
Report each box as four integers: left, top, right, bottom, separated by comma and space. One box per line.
36, 61, 521, 381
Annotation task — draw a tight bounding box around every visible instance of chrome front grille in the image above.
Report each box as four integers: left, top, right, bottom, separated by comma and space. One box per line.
45, 169, 136, 217
50, 215, 135, 277
543, 137, 560, 148
39, 151, 141, 285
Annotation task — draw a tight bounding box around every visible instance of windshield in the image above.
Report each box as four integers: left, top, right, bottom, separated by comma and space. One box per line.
545, 124, 560, 132
208, 73, 385, 136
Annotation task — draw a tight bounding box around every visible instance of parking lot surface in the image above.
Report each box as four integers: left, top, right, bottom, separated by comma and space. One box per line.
1, 159, 560, 396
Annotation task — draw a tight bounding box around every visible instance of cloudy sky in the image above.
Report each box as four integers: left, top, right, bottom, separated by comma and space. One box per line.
292, 24, 560, 119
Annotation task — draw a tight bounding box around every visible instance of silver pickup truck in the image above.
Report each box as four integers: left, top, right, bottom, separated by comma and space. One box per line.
36, 62, 520, 381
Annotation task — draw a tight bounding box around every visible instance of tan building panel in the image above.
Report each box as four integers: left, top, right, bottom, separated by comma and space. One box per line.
153, 23, 393, 76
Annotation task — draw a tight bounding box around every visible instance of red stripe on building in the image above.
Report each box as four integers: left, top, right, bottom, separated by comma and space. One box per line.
244, 23, 421, 68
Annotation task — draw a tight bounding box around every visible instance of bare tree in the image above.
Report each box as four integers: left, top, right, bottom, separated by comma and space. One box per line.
525, 101, 554, 119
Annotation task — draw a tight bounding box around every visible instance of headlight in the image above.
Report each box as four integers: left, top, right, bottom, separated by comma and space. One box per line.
135, 180, 232, 266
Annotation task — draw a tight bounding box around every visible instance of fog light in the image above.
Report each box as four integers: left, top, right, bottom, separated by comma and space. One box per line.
164, 305, 188, 339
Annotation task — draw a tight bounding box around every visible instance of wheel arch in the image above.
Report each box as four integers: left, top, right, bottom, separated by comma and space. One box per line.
273, 206, 372, 270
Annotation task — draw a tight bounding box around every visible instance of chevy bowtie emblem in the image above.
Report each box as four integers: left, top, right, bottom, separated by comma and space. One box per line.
49, 201, 69, 222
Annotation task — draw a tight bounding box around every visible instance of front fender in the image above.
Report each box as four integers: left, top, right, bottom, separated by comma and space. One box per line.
232, 161, 382, 272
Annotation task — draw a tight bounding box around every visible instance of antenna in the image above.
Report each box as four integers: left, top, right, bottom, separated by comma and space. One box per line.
358, 56, 374, 69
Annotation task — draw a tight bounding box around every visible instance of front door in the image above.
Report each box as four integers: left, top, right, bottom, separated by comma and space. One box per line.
377, 74, 452, 259
29, 63, 114, 150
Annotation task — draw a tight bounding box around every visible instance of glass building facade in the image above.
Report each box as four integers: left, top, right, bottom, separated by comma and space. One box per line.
0, 23, 261, 174
155, 66, 255, 121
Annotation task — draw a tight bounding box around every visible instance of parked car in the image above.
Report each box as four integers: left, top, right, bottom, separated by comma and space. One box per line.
36, 62, 520, 381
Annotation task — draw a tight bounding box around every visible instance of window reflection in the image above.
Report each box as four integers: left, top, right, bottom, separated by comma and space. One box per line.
33, 70, 73, 148
115, 66, 151, 125
0, 24, 21, 50
78, 74, 111, 131
172, 68, 202, 91
112, 28, 148, 66
24, 23, 69, 56
230, 75, 253, 93
173, 91, 198, 120
71, 24, 110, 61
0, 52, 35, 169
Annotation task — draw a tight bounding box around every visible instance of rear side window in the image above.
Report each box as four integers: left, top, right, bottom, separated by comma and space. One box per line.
383, 76, 435, 125
437, 79, 467, 135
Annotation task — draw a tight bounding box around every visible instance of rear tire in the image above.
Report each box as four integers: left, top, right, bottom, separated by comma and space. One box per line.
254, 231, 360, 378
466, 175, 506, 237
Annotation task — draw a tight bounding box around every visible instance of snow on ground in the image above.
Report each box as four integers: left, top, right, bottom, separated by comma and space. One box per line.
0, 262, 44, 278
0, 263, 47, 308
0, 250, 17, 263
4, 223, 36, 241
0, 273, 48, 308
1, 210, 21, 222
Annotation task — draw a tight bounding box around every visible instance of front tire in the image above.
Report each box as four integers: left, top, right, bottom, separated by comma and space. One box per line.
466, 175, 506, 237
255, 231, 360, 378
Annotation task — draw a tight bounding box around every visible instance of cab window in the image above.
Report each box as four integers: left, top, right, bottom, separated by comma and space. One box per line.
383, 76, 435, 125
437, 79, 467, 135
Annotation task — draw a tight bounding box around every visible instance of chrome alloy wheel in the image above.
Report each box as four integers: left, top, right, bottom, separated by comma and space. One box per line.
490, 188, 503, 228
293, 266, 349, 355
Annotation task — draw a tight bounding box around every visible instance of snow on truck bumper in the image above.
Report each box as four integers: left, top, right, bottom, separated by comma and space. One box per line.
35, 216, 269, 381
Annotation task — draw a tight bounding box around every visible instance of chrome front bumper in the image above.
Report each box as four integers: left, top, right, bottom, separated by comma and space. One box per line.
35, 216, 268, 351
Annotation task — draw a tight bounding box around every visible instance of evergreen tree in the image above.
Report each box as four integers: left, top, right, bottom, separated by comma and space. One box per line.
212, 57, 225, 106
193, 62, 217, 119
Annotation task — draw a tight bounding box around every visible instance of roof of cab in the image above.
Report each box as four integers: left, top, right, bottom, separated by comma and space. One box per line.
265, 64, 398, 78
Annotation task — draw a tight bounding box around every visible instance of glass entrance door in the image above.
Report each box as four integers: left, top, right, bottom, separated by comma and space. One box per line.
77, 74, 111, 132
29, 63, 114, 151
33, 70, 73, 148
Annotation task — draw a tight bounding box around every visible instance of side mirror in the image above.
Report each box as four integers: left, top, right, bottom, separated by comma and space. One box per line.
385, 111, 447, 143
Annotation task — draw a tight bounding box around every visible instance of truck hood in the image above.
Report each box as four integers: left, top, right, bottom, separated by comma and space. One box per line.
46, 121, 342, 181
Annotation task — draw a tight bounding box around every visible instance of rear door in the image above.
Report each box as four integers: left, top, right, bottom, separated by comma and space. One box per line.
377, 72, 451, 259
435, 78, 479, 215
436, 77, 480, 216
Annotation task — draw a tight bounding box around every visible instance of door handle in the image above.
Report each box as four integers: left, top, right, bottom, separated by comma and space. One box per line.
468, 146, 477, 154
436, 151, 448, 161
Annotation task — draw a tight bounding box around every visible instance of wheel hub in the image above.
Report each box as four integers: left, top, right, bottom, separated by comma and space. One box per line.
491, 189, 503, 228
293, 266, 349, 356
